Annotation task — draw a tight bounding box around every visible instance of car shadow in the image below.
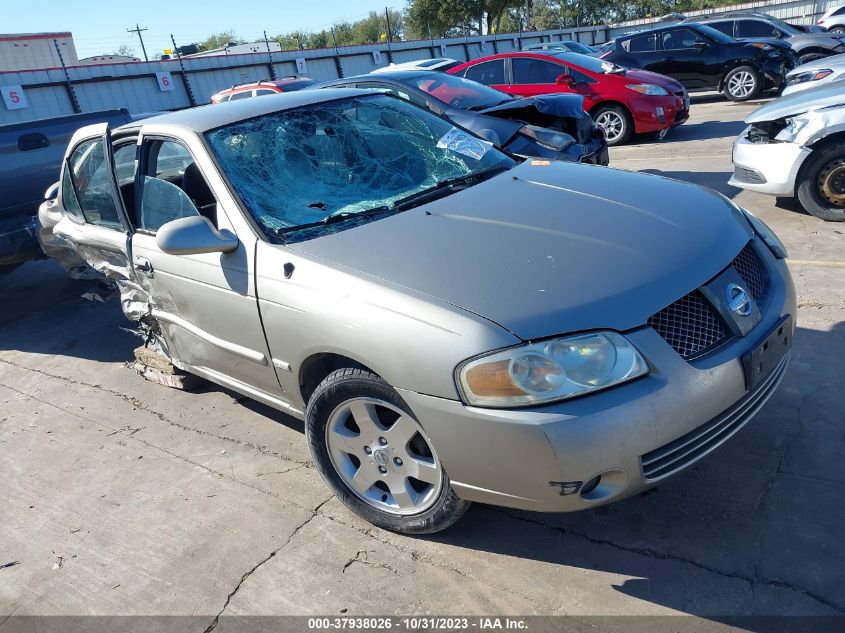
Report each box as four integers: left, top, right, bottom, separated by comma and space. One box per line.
640, 169, 741, 198
3, 248, 843, 618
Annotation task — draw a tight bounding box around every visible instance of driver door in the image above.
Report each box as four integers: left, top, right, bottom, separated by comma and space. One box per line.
128, 132, 287, 405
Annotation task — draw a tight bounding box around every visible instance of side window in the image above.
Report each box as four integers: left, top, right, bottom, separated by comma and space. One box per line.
60, 163, 85, 223
661, 29, 706, 50
625, 34, 656, 53
255, 89, 277, 96
64, 138, 123, 229
708, 21, 735, 37
113, 143, 137, 185
138, 139, 216, 233
463, 60, 505, 85
512, 58, 566, 84
229, 90, 252, 100
737, 20, 780, 38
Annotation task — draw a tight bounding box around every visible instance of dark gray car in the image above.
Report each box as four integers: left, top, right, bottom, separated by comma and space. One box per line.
685, 13, 845, 63
38, 89, 796, 534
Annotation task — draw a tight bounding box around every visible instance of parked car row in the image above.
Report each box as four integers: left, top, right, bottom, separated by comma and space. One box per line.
36, 88, 796, 534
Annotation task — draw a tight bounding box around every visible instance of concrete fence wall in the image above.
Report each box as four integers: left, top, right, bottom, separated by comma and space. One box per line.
0, 27, 607, 125
0, 0, 838, 125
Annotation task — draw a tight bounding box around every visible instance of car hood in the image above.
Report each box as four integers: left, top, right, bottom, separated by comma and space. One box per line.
746, 79, 845, 122
478, 93, 587, 120
788, 51, 845, 76
288, 161, 751, 340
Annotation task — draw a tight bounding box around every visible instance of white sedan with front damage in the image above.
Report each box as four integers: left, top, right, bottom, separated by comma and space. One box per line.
730, 81, 845, 221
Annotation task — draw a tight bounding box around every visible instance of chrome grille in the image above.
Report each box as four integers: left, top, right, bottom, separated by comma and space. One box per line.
647, 291, 728, 360
732, 243, 770, 305
641, 353, 789, 481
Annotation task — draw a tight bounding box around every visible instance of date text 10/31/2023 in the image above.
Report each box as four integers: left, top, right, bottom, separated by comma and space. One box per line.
307, 617, 528, 630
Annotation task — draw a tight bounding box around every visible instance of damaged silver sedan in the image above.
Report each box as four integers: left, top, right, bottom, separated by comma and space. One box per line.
40, 90, 796, 533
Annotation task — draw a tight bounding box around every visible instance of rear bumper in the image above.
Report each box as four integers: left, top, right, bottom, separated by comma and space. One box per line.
729, 128, 812, 196
401, 252, 796, 513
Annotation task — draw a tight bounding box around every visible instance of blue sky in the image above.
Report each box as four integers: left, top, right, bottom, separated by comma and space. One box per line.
6, 0, 407, 58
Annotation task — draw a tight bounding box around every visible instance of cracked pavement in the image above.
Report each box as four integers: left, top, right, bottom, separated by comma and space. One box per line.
1, 97, 843, 625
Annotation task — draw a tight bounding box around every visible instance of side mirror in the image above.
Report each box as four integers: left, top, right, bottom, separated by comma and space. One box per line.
556, 73, 575, 86
693, 41, 708, 51
156, 215, 239, 256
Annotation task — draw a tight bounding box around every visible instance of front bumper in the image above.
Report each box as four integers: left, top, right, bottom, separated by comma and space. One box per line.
401, 247, 796, 513
729, 127, 812, 196
761, 56, 796, 90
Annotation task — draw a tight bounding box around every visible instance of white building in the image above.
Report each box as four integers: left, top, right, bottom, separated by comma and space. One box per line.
0, 32, 78, 71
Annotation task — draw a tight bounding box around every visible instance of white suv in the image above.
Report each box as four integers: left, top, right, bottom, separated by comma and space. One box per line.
818, 4, 845, 33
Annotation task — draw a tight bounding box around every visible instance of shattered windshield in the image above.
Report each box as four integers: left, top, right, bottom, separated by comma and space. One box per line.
205, 95, 514, 241
404, 73, 513, 110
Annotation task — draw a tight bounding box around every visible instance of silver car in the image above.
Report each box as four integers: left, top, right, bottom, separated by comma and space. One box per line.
39, 89, 796, 533
729, 81, 845, 221
782, 52, 845, 94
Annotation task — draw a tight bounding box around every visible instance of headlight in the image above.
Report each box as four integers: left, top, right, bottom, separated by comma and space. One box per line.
519, 125, 575, 151
786, 69, 833, 85
750, 42, 773, 51
456, 331, 648, 408
742, 209, 788, 259
626, 83, 669, 96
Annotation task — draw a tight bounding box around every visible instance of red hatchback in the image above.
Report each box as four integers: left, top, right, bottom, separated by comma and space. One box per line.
448, 52, 689, 145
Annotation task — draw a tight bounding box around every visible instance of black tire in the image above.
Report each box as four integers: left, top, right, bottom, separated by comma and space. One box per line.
592, 104, 633, 146
830, 26, 845, 34
796, 143, 845, 221
722, 66, 762, 102
305, 368, 471, 534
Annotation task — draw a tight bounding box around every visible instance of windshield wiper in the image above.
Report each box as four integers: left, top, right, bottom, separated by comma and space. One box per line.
391, 163, 511, 212
275, 205, 392, 238
273, 163, 511, 240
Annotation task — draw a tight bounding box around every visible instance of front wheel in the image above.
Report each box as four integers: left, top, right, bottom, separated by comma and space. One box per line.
305, 368, 470, 534
593, 104, 632, 146
796, 143, 845, 221
830, 26, 845, 34
723, 66, 761, 102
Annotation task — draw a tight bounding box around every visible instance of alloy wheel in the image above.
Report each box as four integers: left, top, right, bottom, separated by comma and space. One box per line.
727, 71, 756, 99
817, 157, 845, 207
325, 397, 443, 515
595, 111, 625, 143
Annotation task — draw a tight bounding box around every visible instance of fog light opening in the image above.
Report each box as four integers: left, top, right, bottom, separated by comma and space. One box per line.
581, 475, 601, 496
580, 469, 628, 502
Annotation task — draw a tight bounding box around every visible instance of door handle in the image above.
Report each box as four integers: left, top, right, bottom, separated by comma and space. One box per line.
135, 256, 153, 274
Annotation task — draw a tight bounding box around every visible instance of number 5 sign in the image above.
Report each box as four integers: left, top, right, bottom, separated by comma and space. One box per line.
1, 85, 28, 110
155, 72, 175, 92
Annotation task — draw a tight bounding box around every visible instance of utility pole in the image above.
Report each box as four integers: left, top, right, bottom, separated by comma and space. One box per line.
127, 23, 149, 61
263, 30, 277, 80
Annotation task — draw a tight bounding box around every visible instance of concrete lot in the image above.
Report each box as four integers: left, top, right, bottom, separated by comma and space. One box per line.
1, 95, 844, 625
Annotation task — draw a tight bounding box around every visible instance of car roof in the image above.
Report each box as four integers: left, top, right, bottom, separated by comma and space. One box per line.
616, 22, 710, 37
116, 88, 371, 134
331, 69, 437, 82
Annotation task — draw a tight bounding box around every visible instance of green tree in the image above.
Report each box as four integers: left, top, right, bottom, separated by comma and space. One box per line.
198, 30, 243, 52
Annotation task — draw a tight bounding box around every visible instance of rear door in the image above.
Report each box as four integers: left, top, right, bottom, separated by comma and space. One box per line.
51, 123, 133, 281
128, 130, 285, 402
653, 28, 711, 88
510, 56, 572, 98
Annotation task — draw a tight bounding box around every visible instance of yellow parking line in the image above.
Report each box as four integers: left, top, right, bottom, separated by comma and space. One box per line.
787, 259, 845, 268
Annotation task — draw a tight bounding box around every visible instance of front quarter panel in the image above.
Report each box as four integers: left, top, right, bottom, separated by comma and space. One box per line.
254, 240, 520, 411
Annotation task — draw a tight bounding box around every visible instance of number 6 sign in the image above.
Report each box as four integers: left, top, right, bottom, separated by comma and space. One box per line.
155, 72, 175, 92
1, 85, 28, 110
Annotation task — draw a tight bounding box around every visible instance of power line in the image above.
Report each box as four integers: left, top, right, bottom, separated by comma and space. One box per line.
127, 23, 149, 61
